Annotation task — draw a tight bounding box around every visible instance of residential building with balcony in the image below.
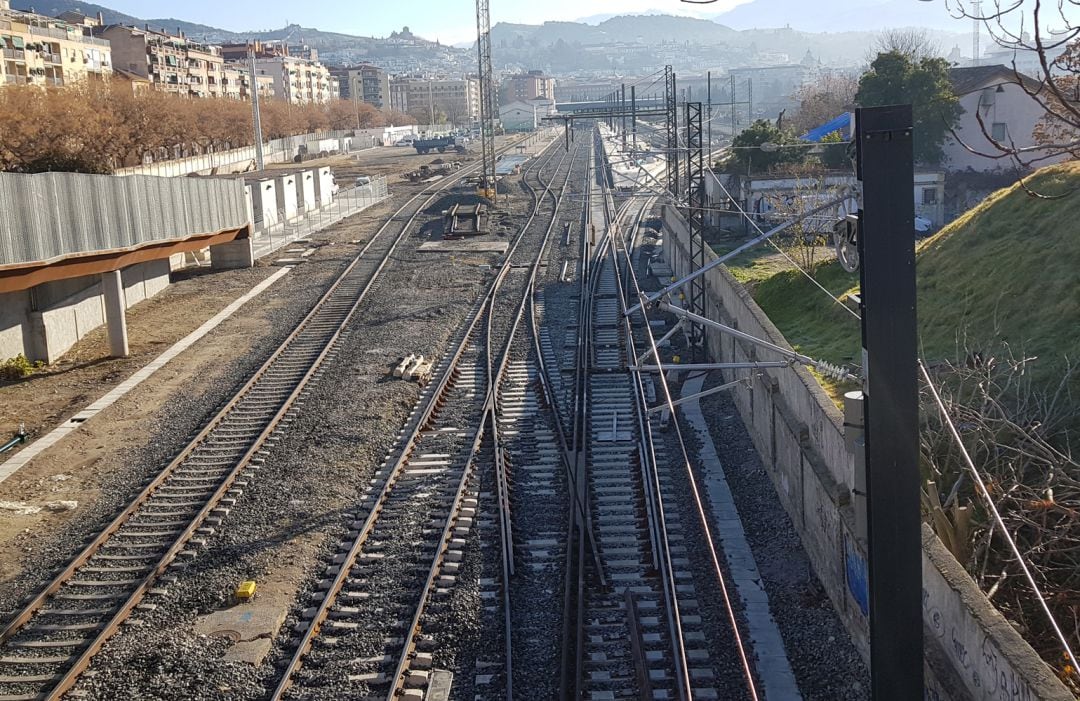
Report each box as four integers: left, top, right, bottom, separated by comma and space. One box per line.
0, 0, 112, 87
252, 55, 337, 105
331, 64, 390, 111
503, 70, 555, 104
219, 40, 288, 63
96, 24, 194, 95
390, 75, 480, 125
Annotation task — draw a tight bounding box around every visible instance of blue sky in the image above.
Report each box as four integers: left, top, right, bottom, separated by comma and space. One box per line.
103, 0, 749, 45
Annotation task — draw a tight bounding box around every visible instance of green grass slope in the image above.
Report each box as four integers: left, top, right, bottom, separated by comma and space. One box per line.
916, 161, 1080, 384
728, 160, 1080, 400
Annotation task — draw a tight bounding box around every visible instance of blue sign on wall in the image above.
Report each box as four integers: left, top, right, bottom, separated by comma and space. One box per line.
845, 534, 869, 616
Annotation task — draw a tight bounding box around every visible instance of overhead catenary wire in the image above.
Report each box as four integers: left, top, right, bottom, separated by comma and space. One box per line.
918, 358, 1080, 682
610, 193, 762, 701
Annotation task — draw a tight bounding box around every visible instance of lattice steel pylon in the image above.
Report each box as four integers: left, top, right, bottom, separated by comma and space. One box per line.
665, 65, 678, 198
685, 102, 706, 361
475, 0, 497, 203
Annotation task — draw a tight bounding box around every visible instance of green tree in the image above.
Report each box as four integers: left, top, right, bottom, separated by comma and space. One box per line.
818, 130, 851, 170
855, 51, 962, 165
726, 119, 803, 174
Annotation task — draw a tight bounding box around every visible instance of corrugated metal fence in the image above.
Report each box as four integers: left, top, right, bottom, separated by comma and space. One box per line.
0, 171, 248, 267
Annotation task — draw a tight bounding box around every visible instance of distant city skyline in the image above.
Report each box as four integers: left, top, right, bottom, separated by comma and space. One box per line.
96, 0, 750, 45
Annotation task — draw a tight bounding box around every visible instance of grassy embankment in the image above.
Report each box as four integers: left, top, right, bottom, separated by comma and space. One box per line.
719, 160, 1080, 402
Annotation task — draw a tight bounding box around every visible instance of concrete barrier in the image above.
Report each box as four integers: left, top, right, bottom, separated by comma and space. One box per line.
15, 259, 171, 363
660, 205, 1072, 701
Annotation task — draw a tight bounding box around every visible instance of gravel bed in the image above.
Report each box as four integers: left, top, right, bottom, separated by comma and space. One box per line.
628, 274, 757, 696
631, 213, 871, 698
696, 388, 871, 700
0, 255, 346, 623
67, 146, 560, 698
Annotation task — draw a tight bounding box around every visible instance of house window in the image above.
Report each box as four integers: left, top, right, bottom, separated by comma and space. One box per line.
991, 122, 1008, 142
922, 188, 938, 205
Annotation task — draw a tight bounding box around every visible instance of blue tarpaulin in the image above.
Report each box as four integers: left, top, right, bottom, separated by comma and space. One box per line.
801, 112, 851, 142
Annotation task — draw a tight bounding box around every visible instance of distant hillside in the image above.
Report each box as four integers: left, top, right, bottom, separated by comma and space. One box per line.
8, 1, 444, 51
712, 0, 963, 32
10, 0, 234, 39
492, 14, 738, 47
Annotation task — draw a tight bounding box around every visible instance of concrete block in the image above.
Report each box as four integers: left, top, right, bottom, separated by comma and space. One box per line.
211, 238, 255, 270
298, 170, 317, 212
275, 174, 299, 221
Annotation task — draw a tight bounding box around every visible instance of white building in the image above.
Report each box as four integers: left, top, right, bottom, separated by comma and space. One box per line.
944, 65, 1068, 173
252, 55, 337, 104
390, 75, 480, 125
499, 97, 556, 132
500, 101, 539, 132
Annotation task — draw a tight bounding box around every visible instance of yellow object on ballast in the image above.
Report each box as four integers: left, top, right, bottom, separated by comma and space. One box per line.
235, 580, 257, 601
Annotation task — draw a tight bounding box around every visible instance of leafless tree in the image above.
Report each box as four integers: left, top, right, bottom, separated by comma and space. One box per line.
789, 71, 860, 136
944, 0, 1080, 175
873, 27, 943, 60
921, 342, 1080, 688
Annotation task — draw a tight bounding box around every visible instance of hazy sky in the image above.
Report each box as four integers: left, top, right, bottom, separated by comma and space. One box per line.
102, 0, 750, 45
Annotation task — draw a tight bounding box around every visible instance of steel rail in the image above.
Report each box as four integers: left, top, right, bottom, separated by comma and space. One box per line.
614, 193, 763, 700
0, 134, 533, 701
563, 126, 633, 701
266, 135, 567, 701
607, 194, 693, 701
385, 136, 577, 701
485, 141, 579, 701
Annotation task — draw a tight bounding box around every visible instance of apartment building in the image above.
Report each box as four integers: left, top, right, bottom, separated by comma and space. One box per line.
390, 75, 480, 125
503, 70, 555, 104
0, 0, 111, 87
252, 55, 337, 104
97, 24, 219, 96
331, 64, 390, 111
217, 64, 274, 101
219, 40, 287, 63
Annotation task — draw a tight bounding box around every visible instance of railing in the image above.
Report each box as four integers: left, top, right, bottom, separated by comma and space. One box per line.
28, 26, 69, 41
251, 177, 389, 259
46, 77, 63, 86
4, 75, 21, 84
2, 48, 25, 61
41, 52, 61, 64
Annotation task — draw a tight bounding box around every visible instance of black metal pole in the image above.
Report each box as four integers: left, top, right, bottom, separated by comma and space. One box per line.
621, 83, 627, 152
730, 74, 736, 137
631, 85, 637, 151
707, 70, 712, 151
855, 104, 923, 701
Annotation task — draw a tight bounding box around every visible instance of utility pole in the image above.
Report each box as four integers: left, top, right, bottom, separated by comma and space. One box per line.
621, 83, 627, 152
428, 79, 435, 127
971, 0, 983, 65
685, 102, 705, 361
730, 74, 736, 138
475, 0, 496, 203
631, 85, 637, 152
748, 77, 753, 124
664, 65, 677, 197
855, 104, 923, 701
706, 70, 712, 151
249, 50, 265, 171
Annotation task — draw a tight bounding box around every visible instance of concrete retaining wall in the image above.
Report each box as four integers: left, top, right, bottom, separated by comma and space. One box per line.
1, 259, 171, 363
660, 205, 1072, 700
115, 129, 357, 178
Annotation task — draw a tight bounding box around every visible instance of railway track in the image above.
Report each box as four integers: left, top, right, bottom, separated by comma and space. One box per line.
0, 137, 531, 701
549, 127, 722, 701
268, 133, 584, 701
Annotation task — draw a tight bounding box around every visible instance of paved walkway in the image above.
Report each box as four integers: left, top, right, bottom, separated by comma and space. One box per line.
679, 372, 802, 700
